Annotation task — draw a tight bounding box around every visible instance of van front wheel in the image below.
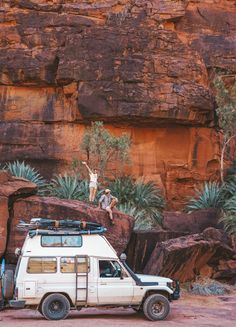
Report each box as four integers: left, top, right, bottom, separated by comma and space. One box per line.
41, 294, 70, 320
143, 294, 170, 321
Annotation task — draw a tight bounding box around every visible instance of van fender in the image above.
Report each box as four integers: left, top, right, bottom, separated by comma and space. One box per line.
38, 292, 74, 310
142, 287, 173, 303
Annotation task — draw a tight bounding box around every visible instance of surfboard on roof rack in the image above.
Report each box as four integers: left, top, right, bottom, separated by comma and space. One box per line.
17, 218, 107, 235
28, 227, 107, 238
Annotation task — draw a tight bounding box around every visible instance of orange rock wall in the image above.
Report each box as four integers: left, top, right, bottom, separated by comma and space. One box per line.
0, 0, 235, 208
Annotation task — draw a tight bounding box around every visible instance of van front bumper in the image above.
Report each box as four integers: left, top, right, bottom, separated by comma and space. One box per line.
9, 300, 26, 309
171, 280, 180, 300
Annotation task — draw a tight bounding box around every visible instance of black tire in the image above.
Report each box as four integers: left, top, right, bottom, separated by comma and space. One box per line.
38, 303, 43, 316
41, 293, 70, 320
143, 294, 170, 321
2, 270, 14, 300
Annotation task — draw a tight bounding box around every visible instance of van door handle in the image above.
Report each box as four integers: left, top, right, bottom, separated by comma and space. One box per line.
100, 282, 107, 285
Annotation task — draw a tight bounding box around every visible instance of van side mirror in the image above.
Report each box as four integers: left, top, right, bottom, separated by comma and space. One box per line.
15, 248, 21, 257
120, 253, 127, 262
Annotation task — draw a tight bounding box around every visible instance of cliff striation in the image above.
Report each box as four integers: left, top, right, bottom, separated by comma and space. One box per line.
0, 0, 235, 208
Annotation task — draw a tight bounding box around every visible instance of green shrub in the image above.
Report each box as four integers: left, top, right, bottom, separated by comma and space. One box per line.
108, 176, 135, 203
223, 176, 236, 198
189, 278, 230, 296
109, 177, 165, 228
220, 194, 236, 235
225, 160, 236, 181
132, 181, 165, 224
185, 182, 223, 213
48, 174, 89, 200
5, 160, 46, 189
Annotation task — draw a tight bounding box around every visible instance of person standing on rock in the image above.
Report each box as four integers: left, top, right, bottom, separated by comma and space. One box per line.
82, 162, 98, 202
99, 189, 118, 225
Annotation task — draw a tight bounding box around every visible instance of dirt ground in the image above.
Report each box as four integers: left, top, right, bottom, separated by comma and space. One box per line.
0, 292, 236, 327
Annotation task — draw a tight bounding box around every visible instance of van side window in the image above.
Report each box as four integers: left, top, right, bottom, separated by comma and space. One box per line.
99, 260, 123, 278
60, 257, 90, 273
41, 235, 82, 247
27, 257, 57, 273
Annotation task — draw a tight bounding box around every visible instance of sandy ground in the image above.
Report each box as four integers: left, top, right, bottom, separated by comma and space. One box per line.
0, 292, 236, 327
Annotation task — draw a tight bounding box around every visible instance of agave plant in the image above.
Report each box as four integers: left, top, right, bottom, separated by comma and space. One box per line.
117, 202, 153, 230
109, 177, 165, 226
5, 160, 46, 189
185, 182, 223, 213
223, 176, 236, 198
220, 195, 236, 235
108, 176, 135, 203
48, 174, 90, 200
132, 181, 165, 224
116, 202, 144, 220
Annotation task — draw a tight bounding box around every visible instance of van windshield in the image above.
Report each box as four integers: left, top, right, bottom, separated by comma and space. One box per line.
41, 235, 82, 247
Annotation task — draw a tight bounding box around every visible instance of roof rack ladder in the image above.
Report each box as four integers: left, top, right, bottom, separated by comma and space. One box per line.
75, 255, 89, 308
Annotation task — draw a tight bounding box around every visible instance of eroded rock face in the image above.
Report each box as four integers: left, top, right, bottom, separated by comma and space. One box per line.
175, 0, 236, 73
162, 209, 220, 233
0, 0, 235, 208
126, 229, 188, 273
0, 123, 220, 210
126, 209, 223, 276
0, 1, 213, 124
6, 196, 134, 262
143, 227, 235, 282
0, 171, 37, 258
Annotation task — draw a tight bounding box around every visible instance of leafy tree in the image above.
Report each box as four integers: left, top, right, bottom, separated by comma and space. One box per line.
80, 121, 131, 179
214, 76, 236, 182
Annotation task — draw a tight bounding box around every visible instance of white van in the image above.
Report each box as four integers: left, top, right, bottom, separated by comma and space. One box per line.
3, 219, 180, 321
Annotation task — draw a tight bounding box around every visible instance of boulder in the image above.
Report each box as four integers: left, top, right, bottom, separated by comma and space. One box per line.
6, 196, 134, 263
0, 176, 37, 198
143, 227, 235, 282
0, 171, 37, 258
213, 259, 236, 283
162, 209, 220, 234
126, 229, 188, 273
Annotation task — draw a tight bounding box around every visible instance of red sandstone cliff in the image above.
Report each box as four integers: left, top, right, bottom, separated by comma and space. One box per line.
0, 0, 235, 208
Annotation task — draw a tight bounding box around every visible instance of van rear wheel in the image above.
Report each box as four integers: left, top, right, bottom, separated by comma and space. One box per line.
143, 294, 170, 321
41, 293, 70, 320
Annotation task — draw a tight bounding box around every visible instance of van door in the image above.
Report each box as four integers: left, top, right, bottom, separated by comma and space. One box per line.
97, 260, 134, 305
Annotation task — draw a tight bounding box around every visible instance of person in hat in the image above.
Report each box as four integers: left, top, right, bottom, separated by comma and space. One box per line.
82, 161, 98, 202
99, 189, 118, 224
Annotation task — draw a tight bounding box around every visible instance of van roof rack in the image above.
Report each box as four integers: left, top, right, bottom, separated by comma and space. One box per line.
17, 218, 107, 238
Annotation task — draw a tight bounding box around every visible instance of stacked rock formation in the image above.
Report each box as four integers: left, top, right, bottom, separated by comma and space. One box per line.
127, 212, 236, 283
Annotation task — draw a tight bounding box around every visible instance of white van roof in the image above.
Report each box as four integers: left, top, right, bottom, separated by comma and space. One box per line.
21, 233, 118, 259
